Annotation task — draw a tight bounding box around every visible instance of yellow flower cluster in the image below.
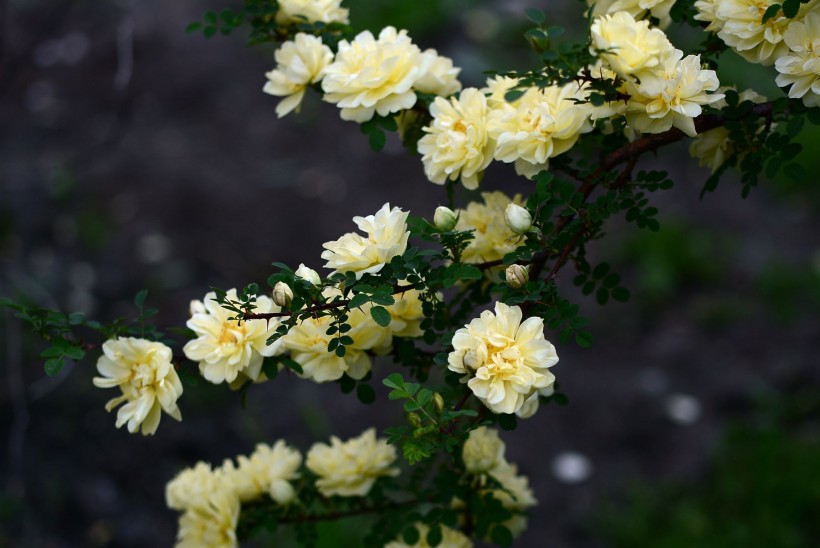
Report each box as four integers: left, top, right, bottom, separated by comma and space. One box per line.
385, 523, 473, 548
587, 0, 677, 28
455, 191, 524, 265
167, 441, 300, 547
775, 10, 820, 107
165, 429, 405, 544
92, 337, 183, 435
591, 11, 723, 138
419, 79, 594, 186
695, 0, 819, 106
458, 427, 537, 538
306, 428, 399, 497
275, 0, 349, 25
448, 302, 559, 415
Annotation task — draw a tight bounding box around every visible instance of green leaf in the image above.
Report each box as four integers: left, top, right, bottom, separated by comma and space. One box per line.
491, 525, 514, 548
504, 89, 525, 103
426, 524, 443, 547
348, 294, 370, 309
575, 331, 593, 348
497, 413, 517, 431
134, 289, 148, 308
44, 357, 64, 376
524, 8, 546, 24
356, 383, 376, 404
402, 525, 420, 545
782, 0, 799, 18
762, 4, 781, 23
370, 306, 392, 327
368, 129, 386, 151
185, 22, 203, 33
383, 373, 405, 390
612, 287, 631, 302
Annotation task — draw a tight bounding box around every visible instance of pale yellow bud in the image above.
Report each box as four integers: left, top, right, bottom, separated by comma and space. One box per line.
295, 263, 321, 286
433, 392, 445, 413
504, 203, 532, 235
434, 206, 458, 232
272, 282, 294, 308
407, 412, 422, 428
463, 349, 481, 370
505, 264, 529, 289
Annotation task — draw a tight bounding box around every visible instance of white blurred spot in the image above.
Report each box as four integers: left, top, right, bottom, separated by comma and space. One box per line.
68, 262, 96, 289
137, 233, 172, 264
551, 452, 592, 484
25, 81, 56, 113
637, 367, 669, 396
464, 9, 501, 42
33, 32, 89, 67
67, 289, 96, 315
664, 393, 702, 425
60, 32, 90, 65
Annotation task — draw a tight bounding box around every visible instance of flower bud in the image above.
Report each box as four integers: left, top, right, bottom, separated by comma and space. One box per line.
504, 203, 532, 235
407, 412, 422, 428
463, 349, 481, 370
295, 263, 321, 286
433, 206, 458, 232
433, 392, 445, 413
272, 281, 293, 308
505, 264, 529, 289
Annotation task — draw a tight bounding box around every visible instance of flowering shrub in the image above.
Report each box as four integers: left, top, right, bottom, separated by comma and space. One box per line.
2, 0, 819, 546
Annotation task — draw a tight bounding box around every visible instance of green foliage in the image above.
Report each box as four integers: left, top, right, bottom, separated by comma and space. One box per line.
596, 393, 820, 547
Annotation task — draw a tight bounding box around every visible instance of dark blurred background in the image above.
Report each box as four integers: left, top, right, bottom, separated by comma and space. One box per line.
2, 0, 819, 546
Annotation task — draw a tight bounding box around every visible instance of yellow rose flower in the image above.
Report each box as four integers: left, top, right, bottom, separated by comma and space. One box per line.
92, 337, 183, 436
322, 27, 421, 122
306, 428, 399, 497
263, 33, 334, 118
221, 441, 302, 504
455, 191, 523, 265
625, 51, 723, 137
275, 0, 349, 25
175, 486, 239, 548
321, 203, 410, 280
418, 88, 496, 189
448, 302, 558, 415
462, 426, 506, 474
183, 289, 282, 385
414, 48, 462, 96
166, 462, 224, 512
775, 11, 820, 107
590, 11, 675, 80
489, 84, 592, 179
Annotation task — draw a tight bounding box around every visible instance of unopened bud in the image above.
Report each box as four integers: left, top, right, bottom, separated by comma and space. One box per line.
463, 349, 481, 370
434, 206, 458, 232
407, 412, 422, 428
272, 281, 293, 308
433, 392, 445, 412
504, 203, 532, 235
505, 264, 529, 289
295, 263, 321, 286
